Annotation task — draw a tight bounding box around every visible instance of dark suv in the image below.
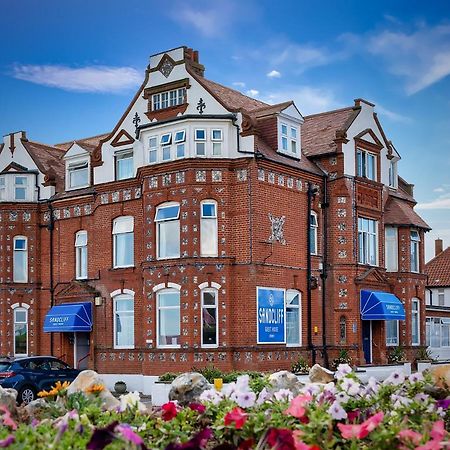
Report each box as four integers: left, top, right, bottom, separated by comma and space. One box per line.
0, 356, 80, 404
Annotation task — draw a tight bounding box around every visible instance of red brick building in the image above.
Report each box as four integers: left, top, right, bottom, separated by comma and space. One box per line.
0, 46, 430, 383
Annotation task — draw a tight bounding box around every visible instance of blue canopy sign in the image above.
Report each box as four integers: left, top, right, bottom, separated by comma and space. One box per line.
360, 290, 406, 321
257, 287, 285, 344
44, 302, 93, 332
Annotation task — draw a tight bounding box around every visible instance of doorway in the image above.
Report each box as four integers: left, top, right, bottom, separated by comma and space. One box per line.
362, 320, 372, 364
74, 332, 90, 369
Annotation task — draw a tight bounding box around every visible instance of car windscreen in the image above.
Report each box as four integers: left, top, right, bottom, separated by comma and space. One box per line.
0, 362, 12, 371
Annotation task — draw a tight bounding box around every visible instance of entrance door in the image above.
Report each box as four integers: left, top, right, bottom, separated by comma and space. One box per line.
74, 333, 90, 369
362, 320, 372, 364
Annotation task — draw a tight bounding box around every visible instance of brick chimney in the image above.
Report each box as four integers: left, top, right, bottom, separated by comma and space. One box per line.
435, 238, 443, 256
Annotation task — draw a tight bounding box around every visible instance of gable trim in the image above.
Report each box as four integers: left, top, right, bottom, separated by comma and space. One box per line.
111, 129, 135, 148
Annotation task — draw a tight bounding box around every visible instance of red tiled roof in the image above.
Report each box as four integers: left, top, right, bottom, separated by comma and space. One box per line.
384, 196, 430, 230
426, 247, 450, 287
302, 107, 359, 157
55, 133, 110, 154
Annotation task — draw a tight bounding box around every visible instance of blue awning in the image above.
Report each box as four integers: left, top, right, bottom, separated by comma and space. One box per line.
44, 302, 92, 332
360, 290, 405, 321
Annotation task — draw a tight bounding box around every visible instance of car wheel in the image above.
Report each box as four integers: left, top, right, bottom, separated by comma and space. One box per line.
18, 386, 36, 405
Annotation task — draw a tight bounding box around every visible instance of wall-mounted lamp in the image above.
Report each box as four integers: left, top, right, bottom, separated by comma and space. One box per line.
94, 296, 103, 306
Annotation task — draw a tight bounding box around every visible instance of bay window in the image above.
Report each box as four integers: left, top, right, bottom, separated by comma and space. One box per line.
201, 289, 218, 347
113, 294, 134, 348
115, 150, 134, 180
286, 290, 301, 346
174, 130, 186, 158
195, 129, 206, 156
356, 149, 376, 181
426, 318, 450, 348
386, 320, 399, 346
75, 230, 88, 279
200, 200, 218, 256
13, 236, 28, 282
310, 212, 318, 254
0, 176, 6, 200
211, 129, 222, 156
112, 216, 134, 268
155, 203, 180, 259
385, 226, 398, 272
149, 137, 157, 163
157, 289, 180, 348
67, 161, 89, 189
14, 176, 28, 200
411, 298, 420, 345
14, 307, 28, 356
358, 217, 378, 265
410, 230, 420, 273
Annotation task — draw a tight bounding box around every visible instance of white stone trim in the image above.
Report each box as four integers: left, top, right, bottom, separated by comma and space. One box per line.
198, 282, 209, 290
11, 303, 30, 310
152, 283, 166, 292
110, 289, 122, 298
123, 289, 135, 297
167, 282, 181, 291
211, 282, 221, 290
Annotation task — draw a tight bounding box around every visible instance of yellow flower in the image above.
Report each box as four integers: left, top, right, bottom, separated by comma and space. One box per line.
37, 381, 71, 398
85, 384, 105, 394
37, 390, 50, 398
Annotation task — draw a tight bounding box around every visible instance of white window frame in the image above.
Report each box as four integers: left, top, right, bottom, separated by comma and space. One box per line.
201, 288, 219, 348
112, 216, 134, 268
0, 176, 5, 200
278, 120, 300, 157
410, 230, 420, 273
13, 306, 28, 357
67, 160, 89, 190
149, 136, 158, 164
75, 230, 88, 280
113, 293, 135, 349
195, 129, 206, 156
174, 130, 186, 159
358, 217, 378, 266
152, 88, 186, 111
286, 289, 301, 346
160, 133, 172, 146
115, 150, 134, 180
438, 289, 445, 307
156, 288, 181, 349
200, 200, 218, 257
388, 160, 397, 189
386, 320, 399, 346
13, 236, 28, 283
155, 202, 180, 260
385, 226, 398, 272
14, 175, 29, 200
310, 212, 318, 255
411, 298, 420, 346
356, 148, 377, 181
211, 129, 223, 156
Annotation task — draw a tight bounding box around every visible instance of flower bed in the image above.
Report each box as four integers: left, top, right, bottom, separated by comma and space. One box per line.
0, 365, 449, 449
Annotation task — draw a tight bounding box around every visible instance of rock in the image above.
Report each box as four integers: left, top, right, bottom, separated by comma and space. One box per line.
0, 385, 18, 412
169, 372, 209, 405
66, 370, 120, 410
268, 370, 303, 395
426, 364, 450, 393
24, 398, 51, 419
309, 364, 334, 384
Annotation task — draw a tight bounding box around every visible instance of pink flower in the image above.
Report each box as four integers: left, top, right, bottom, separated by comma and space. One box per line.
430, 420, 445, 442
188, 403, 206, 414
285, 394, 313, 419
398, 429, 423, 446
266, 428, 295, 450
224, 407, 247, 429
116, 424, 144, 445
292, 432, 320, 450
0, 435, 14, 448
161, 402, 178, 421
337, 412, 384, 440
0, 406, 17, 431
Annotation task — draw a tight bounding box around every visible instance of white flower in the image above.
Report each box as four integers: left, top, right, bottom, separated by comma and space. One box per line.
301, 383, 321, 396
199, 389, 223, 405
335, 364, 352, 380
222, 382, 237, 397
408, 372, 424, 383
414, 393, 429, 403
383, 370, 405, 386
256, 388, 271, 405
273, 389, 294, 401
236, 391, 256, 408
335, 391, 350, 404
328, 401, 348, 420
236, 375, 250, 392
119, 391, 146, 412
341, 378, 360, 396
392, 394, 412, 408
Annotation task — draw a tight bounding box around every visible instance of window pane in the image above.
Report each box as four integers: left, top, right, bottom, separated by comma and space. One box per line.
195, 129, 206, 140
281, 124, 287, 135
113, 217, 134, 234
282, 137, 288, 151
176, 144, 185, 158
14, 239, 26, 250
15, 323, 27, 355
115, 311, 134, 347
291, 127, 297, 139
149, 149, 157, 163
69, 166, 88, 188
291, 140, 297, 154
15, 177, 27, 185
158, 220, 180, 258
356, 151, 362, 176
149, 137, 157, 148
202, 305, 217, 346
212, 142, 222, 156
77, 246, 88, 279
158, 293, 180, 346
286, 291, 299, 306
15, 187, 26, 200
286, 307, 300, 345
155, 205, 180, 221
196, 142, 205, 155
212, 129, 222, 140
0, 177, 5, 186
367, 154, 375, 180
309, 227, 317, 254
117, 153, 133, 180
114, 232, 134, 266
386, 321, 398, 345
13, 250, 27, 282
202, 203, 216, 217
159, 292, 180, 307
15, 310, 26, 322
162, 146, 171, 160
202, 292, 216, 306
160, 133, 171, 145
75, 231, 87, 247
116, 298, 134, 311
200, 217, 218, 256
174, 130, 186, 143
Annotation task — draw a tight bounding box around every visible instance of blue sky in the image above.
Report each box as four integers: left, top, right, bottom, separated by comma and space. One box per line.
1, 0, 450, 260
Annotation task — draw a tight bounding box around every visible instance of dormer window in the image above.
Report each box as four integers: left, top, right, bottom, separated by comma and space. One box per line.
152, 88, 186, 111
356, 149, 376, 181
67, 161, 89, 189
0, 174, 34, 202
279, 121, 300, 157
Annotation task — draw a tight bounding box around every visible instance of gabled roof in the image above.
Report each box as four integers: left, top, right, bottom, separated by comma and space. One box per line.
55, 133, 110, 154
302, 106, 360, 157
426, 247, 450, 287
384, 196, 430, 230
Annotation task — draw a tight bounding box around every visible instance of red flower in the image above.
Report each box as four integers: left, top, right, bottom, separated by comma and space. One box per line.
161, 402, 178, 421
238, 438, 254, 450
224, 407, 247, 429
188, 403, 206, 414
347, 409, 360, 423
266, 428, 295, 450
337, 412, 384, 440
284, 394, 312, 419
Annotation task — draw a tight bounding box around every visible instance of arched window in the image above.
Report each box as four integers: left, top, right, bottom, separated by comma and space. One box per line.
201, 288, 218, 347
157, 288, 181, 348
339, 316, 347, 344
112, 216, 134, 268
13, 236, 28, 282
310, 212, 318, 255
200, 200, 218, 257
113, 293, 134, 349
75, 230, 88, 279
411, 298, 420, 346
286, 290, 301, 346
13, 307, 28, 356
155, 202, 180, 259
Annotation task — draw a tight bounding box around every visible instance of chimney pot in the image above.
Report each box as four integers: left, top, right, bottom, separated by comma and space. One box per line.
435, 238, 443, 256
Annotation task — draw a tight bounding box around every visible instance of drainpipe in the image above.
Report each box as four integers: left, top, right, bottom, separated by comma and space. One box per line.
307, 182, 318, 365
320, 174, 330, 368
46, 200, 55, 356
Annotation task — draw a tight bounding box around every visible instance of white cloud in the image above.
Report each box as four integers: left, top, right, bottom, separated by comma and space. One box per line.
375, 104, 412, 123
246, 89, 259, 97
260, 85, 341, 115
233, 81, 246, 88
434, 187, 445, 193
417, 192, 450, 210
12, 64, 142, 93
367, 24, 450, 94
267, 70, 281, 78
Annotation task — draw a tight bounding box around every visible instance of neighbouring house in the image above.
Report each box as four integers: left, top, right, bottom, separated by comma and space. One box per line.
0, 46, 430, 387
426, 239, 450, 360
